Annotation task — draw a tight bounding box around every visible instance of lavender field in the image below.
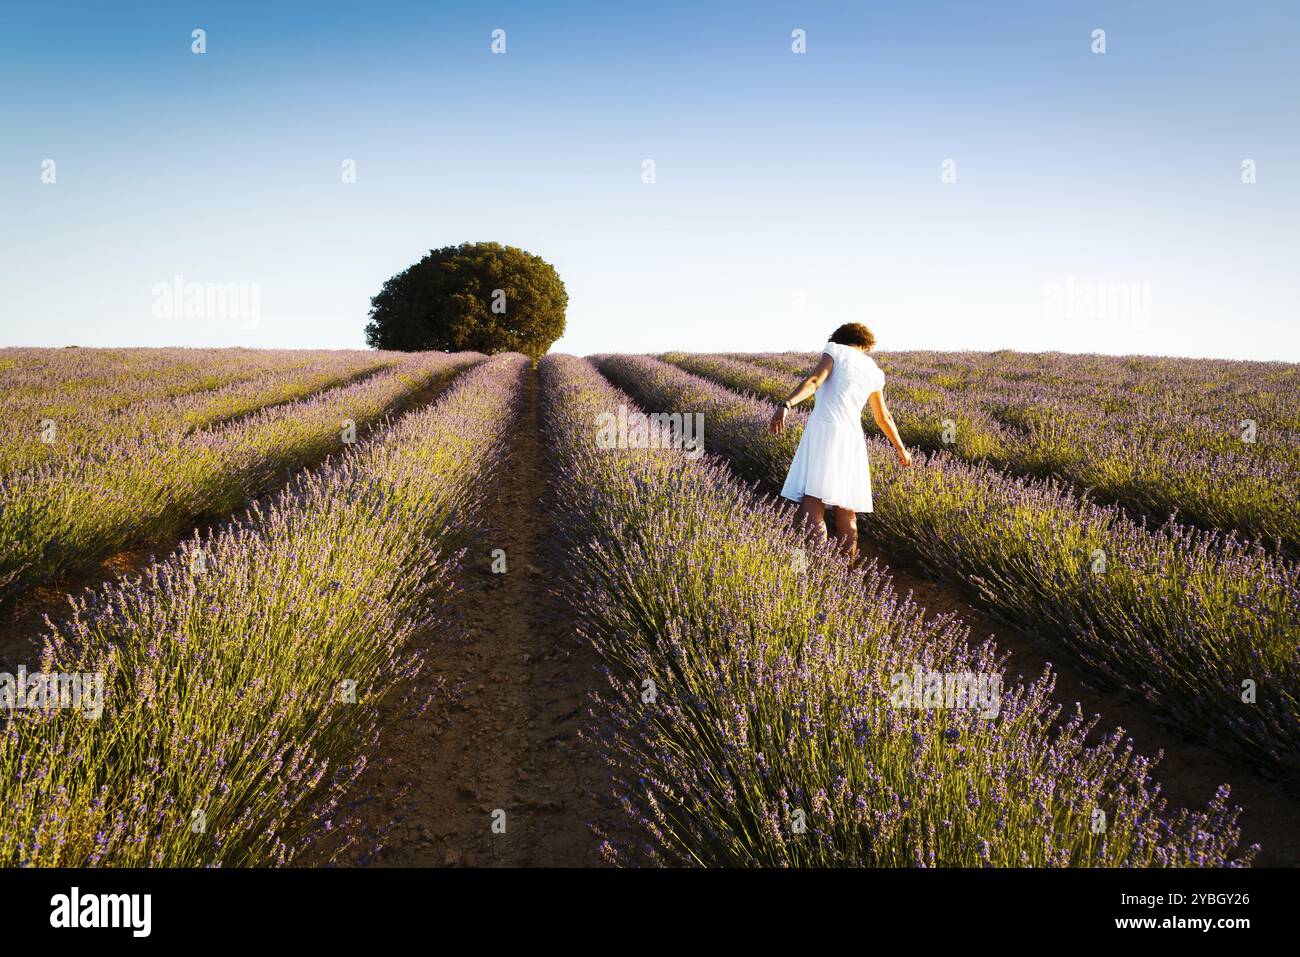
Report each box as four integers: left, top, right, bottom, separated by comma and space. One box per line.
0, 346, 1295, 868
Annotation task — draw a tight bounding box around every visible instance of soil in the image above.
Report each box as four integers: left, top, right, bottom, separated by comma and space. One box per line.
307, 367, 618, 867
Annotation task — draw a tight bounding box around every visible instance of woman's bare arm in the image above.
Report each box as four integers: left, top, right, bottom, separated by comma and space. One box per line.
869, 390, 912, 466
770, 355, 833, 433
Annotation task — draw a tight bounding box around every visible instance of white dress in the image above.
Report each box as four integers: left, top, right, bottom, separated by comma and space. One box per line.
780, 341, 885, 513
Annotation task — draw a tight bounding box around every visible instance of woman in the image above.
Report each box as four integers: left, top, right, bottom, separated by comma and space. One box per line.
769, 322, 911, 561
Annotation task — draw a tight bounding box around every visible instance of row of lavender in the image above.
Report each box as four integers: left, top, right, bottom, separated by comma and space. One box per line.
0, 350, 402, 474
598, 354, 1300, 780
541, 354, 1252, 866
0, 354, 527, 865
718, 350, 1300, 554
0, 347, 357, 417
0, 352, 481, 607
741, 349, 1299, 442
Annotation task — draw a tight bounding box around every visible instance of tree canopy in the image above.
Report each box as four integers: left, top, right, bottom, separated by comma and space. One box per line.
364, 242, 567, 359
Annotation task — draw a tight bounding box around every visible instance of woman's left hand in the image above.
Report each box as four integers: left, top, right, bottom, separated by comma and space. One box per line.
769, 406, 787, 435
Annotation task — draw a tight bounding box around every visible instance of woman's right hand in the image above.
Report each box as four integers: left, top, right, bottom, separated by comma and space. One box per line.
896, 447, 913, 468
769, 406, 787, 435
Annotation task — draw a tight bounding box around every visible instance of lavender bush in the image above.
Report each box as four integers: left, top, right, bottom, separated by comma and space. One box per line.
598, 354, 1300, 779
541, 353, 1253, 867
0, 352, 482, 605
0, 354, 526, 866
718, 351, 1300, 554
0, 348, 400, 473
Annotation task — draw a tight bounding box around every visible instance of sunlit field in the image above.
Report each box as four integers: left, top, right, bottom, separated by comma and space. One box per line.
2, 347, 1295, 869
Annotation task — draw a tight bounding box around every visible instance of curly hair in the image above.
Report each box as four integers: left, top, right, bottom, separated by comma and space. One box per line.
828, 322, 876, 350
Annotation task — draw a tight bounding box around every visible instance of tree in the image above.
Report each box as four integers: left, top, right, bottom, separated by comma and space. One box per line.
364, 242, 567, 359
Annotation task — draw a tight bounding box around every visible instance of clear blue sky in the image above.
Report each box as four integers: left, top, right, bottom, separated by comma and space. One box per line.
1, 1, 1296, 360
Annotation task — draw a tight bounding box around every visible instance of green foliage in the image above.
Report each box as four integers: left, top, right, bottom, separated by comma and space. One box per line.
365, 242, 567, 360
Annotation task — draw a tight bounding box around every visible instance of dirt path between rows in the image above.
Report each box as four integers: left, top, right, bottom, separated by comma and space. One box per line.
854, 536, 1300, 867
313, 366, 615, 867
